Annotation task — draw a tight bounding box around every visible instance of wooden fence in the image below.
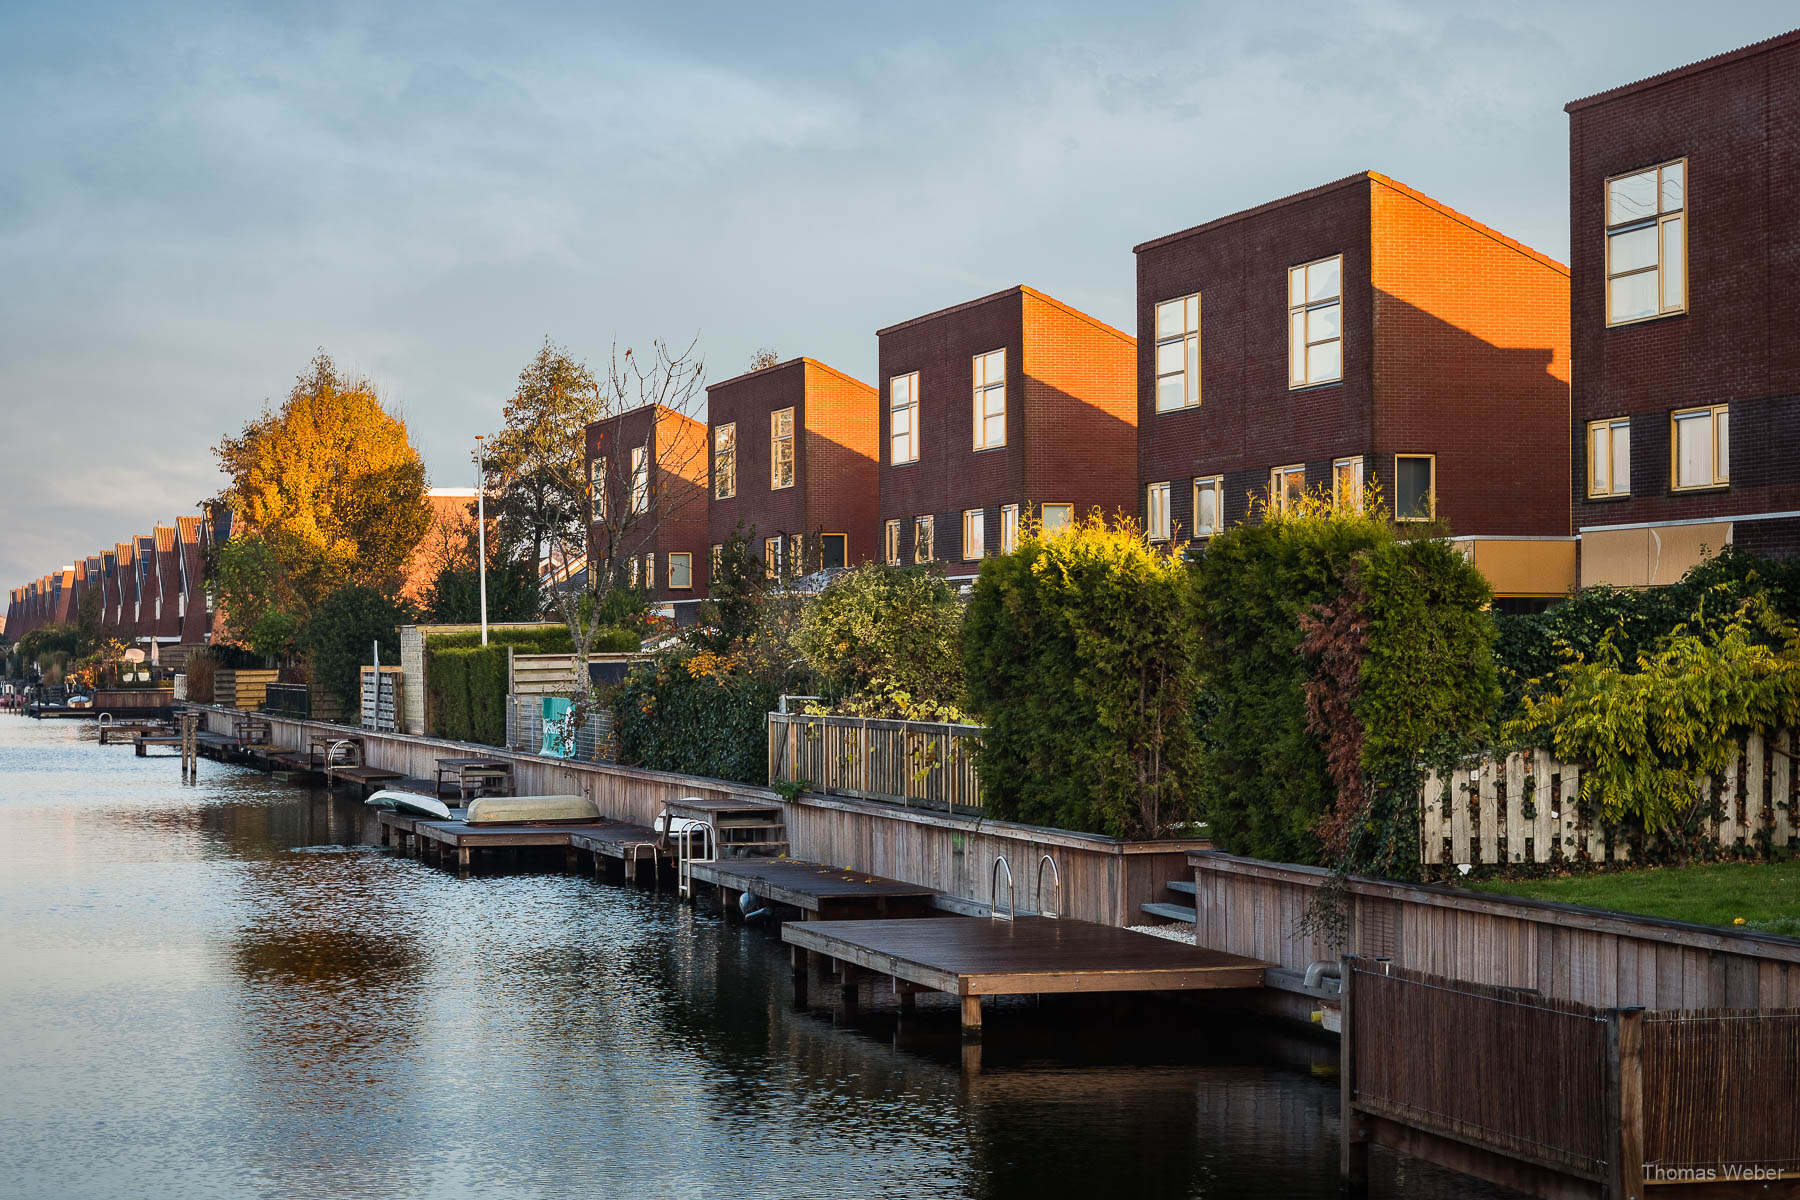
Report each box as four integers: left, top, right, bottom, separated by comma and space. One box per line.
1345, 959, 1800, 1197
213, 668, 279, 711
1422, 731, 1798, 869
767, 711, 983, 814
359, 665, 402, 732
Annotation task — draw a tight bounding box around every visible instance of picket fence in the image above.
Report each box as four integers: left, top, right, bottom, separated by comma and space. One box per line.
1421, 730, 1798, 867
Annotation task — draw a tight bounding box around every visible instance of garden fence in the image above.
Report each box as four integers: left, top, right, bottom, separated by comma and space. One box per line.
1421, 731, 1798, 869
767, 711, 983, 814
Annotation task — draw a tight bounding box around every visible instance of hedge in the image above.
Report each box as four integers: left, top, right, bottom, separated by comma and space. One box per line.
611, 660, 781, 785
423, 624, 639, 745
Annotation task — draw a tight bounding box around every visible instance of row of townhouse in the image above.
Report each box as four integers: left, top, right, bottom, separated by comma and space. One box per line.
6, 512, 226, 665
591, 29, 1800, 618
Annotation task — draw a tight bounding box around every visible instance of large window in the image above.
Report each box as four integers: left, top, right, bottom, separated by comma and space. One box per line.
1193, 476, 1223, 537
628, 556, 641, 588
1041, 503, 1073, 533
1000, 503, 1020, 554
1155, 294, 1201, 411
709, 543, 723, 579
962, 508, 985, 560
713, 423, 736, 499
973, 349, 1006, 450
821, 533, 846, 569
630, 446, 648, 514
1333, 456, 1364, 511
770, 407, 795, 490
890, 372, 919, 465
1671, 404, 1728, 491
1269, 464, 1305, 514
914, 515, 935, 562
788, 533, 804, 574
1606, 159, 1686, 325
1146, 481, 1171, 541
1288, 255, 1343, 387
591, 456, 607, 517
1587, 418, 1631, 498
884, 519, 901, 565
668, 552, 692, 590
764, 535, 782, 579
1395, 454, 1435, 521
643, 553, 654, 589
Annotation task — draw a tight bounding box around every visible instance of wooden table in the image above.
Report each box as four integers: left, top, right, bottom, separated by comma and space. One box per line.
434, 757, 514, 801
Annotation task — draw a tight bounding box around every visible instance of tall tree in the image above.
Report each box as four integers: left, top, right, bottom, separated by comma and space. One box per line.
489, 336, 706, 727
210, 352, 432, 646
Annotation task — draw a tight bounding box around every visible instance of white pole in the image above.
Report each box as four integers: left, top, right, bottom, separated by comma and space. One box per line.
475, 434, 489, 647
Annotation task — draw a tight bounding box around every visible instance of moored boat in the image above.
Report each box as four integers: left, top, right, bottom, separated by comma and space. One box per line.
464, 794, 599, 825
365, 789, 452, 820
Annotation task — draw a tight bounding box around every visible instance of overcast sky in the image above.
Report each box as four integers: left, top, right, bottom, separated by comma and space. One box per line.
1, 1, 1793, 590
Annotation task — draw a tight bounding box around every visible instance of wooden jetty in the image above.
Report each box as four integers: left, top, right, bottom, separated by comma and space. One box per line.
782, 916, 1267, 1044
377, 809, 670, 878
689, 857, 940, 921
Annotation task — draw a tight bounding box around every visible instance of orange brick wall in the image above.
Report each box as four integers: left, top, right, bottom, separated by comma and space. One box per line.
1021, 289, 1139, 524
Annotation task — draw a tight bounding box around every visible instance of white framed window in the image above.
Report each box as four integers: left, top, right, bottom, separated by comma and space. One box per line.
1000, 503, 1020, 553
1040, 503, 1073, 533
962, 508, 985, 560
1269, 464, 1306, 514
1395, 454, 1435, 521
1332, 456, 1364, 511
973, 349, 1006, 450
1671, 405, 1728, 491
628, 556, 641, 588
771, 407, 795, 490
1606, 159, 1686, 326
668, 552, 692, 590
1193, 476, 1223, 537
643, 552, 654, 589
709, 544, 723, 579
914, 515, 934, 562
884, 519, 902, 565
1154, 294, 1200, 412
1587, 418, 1631, 498
890, 372, 919, 465
1146, 482, 1171, 541
713, 423, 736, 500
590, 456, 605, 511
1288, 255, 1343, 388
764, 535, 782, 579
630, 445, 648, 514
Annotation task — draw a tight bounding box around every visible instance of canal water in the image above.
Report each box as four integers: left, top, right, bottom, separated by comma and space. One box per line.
0, 718, 1510, 1199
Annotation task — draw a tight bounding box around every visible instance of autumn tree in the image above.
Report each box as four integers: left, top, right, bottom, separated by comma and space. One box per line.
210, 351, 431, 650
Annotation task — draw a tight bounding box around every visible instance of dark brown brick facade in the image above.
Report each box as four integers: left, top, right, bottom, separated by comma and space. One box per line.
585, 404, 709, 604
706, 358, 880, 573
1568, 30, 1800, 538
876, 286, 1136, 574
1135, 172, 1571, 544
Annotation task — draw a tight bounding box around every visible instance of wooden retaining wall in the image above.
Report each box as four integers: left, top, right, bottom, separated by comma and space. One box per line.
1423, 732, 1798, 868
194, 707, 1199, 925
1190, 851, 1800, 1011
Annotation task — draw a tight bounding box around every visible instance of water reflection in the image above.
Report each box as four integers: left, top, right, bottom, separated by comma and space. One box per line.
0, 718, 1511, 1199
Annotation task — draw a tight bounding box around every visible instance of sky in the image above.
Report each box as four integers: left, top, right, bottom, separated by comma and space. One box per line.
1, 0, 1794, 591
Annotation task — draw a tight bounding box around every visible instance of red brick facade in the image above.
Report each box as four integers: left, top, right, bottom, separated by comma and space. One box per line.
585, 404, 709, 605
706, 357, 880, 576
1568, 31, 1800, 558
1135, 172, 1571, 557
877, 286, 1137, 576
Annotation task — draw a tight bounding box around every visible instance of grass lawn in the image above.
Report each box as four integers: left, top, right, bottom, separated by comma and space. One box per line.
1467, 860, 1800, 937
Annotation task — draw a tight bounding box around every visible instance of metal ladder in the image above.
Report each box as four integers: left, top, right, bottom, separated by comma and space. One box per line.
673, 817, 717, 900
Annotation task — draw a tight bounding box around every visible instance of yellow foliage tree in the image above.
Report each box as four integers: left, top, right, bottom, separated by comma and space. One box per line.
212, 352, 432, 625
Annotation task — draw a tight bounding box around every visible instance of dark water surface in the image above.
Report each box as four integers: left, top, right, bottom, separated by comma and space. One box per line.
0, 718, 1504, 1199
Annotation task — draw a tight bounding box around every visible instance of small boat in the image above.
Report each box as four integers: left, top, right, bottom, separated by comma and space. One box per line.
365, 789, 451, 820
464, 794, 599, 825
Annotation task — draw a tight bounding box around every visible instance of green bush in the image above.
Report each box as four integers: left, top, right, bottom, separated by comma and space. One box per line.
963, 516, 1200, 838
301, 583, 414, 713
793, 563, 967, 719
426, 644, 509, 745
424, 625, 577, 653
612, 657, 781, 785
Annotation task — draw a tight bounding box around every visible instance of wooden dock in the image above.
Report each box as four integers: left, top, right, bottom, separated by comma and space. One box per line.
782, 916, 1267, 1043
377, 809, 670, 878
689, 857, 940, 920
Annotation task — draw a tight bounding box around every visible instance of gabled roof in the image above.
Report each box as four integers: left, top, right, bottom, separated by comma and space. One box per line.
1566, 27, 1800, 112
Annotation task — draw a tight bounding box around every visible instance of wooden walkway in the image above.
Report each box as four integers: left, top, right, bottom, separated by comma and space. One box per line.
377, 809, 669, 878
782, 916, 1267, 1042
689, 858, 939, 920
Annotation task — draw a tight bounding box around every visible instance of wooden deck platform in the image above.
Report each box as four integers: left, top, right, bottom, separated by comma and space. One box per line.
689, 857, 939, 920
378, 809, 669, 879
782, 916, 1267, 1043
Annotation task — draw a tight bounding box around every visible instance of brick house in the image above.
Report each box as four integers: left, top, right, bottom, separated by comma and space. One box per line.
585, 404, 709, 618
1134, 170, 1575, 603
877, 285, 1138, 580
1568, 30, 1800, 585
705, 357, 880, 580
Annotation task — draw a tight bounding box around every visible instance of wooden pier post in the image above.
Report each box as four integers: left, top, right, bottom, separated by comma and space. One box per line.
181, 713, 199, 781
838, 962, 860, 1019
960, 995, 982, 1042
1339, 956, 1369, 1196
1605, 1008, 1645, 1200
790, 946, 809, 1010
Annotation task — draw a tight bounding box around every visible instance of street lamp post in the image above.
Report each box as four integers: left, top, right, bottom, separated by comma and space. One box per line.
475, 434, 489, 647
